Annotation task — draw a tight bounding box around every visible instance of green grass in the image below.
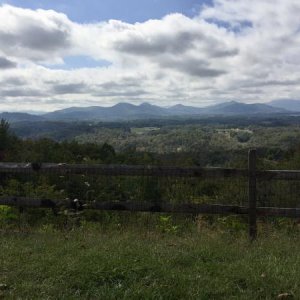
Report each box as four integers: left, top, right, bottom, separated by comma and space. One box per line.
1, 223, 300, 299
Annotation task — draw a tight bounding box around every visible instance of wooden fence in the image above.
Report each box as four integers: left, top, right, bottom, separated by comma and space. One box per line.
1, 149, 300, 239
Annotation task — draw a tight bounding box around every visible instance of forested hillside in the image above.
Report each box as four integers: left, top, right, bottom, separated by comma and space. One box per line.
3, 115, 300, 169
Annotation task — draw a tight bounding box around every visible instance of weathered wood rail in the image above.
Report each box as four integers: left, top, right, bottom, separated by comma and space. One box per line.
1, 149, 300, 239
0, 162, 298, 180
0, 162, 248, 177
2, 196, 300, 218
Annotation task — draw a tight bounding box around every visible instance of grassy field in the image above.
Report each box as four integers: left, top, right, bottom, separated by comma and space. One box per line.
0, 221, 299, 299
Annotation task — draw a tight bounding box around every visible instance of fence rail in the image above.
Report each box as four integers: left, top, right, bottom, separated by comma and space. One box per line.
1, 197, 300, 218
0, 162, 299, 180
0, 162, 248, 178
1, 149, 300, 239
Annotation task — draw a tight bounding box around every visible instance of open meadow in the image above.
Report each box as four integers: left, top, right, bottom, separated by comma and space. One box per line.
1, 219, 300, 299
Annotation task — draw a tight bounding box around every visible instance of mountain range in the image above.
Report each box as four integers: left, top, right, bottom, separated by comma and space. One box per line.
268, 99, 300, 112
0, 100, 297, 123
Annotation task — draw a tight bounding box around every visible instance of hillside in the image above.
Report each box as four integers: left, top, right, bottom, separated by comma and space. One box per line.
0, 101, 288, 123
0, 112, 45, 123
268, 99, 300, 112
44, 102, 170, 121
203, 101, 286, 114
44, 101, 287, 121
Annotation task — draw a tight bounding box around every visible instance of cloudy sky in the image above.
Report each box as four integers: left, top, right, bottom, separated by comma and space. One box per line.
0, 0, 299, 112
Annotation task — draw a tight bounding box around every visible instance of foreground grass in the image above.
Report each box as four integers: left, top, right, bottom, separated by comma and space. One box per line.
0, 224, 299, 299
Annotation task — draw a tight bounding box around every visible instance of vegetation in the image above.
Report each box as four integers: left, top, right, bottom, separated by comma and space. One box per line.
75, 125, 300, 155
2, 116, 300, 207
2, 116, 300, 208
8, 115, 300, 167
1, 224, 300, 299
2, 117, 300, 298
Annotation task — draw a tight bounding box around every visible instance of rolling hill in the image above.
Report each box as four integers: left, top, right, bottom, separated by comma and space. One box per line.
0, 101, 288, 123
268, 99, 300, 112
0, 112, 45, 123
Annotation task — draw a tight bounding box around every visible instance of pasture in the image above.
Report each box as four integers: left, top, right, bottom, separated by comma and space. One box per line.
0, 221, 299, 299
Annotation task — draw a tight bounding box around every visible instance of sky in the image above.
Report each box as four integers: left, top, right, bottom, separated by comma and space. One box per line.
0, 0, 299, 112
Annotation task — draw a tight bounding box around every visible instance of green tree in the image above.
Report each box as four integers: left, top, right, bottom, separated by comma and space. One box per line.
0, 119, 13, 161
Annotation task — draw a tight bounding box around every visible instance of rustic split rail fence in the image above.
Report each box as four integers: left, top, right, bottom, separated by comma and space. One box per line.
1, 149, 300, 239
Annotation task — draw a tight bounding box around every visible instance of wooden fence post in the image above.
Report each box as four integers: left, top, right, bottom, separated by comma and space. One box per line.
248, 149, 257, 240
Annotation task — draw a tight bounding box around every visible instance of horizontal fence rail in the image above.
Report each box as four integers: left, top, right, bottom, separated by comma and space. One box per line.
0, 163, 248, 178
257, 170, 300, 180
1, 197, 300, 218
1, 163, 300, 180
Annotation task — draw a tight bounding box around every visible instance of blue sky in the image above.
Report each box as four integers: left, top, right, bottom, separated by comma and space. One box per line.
0, 0, 211, 70
0, 0, 299, 111
0, 0, 210, 23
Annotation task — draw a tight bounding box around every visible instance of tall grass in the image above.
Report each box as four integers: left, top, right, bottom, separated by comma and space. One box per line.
0, 219, 299, 299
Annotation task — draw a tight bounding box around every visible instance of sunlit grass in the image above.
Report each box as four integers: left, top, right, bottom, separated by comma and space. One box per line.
0, 221, 299, 299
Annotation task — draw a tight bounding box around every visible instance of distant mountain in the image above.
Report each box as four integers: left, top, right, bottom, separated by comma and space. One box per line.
167, 104, 204, 115
44, 102, 170, 121
0, 112, 45, 123
203, 101, 286, 115
268, 99, 300, 112
0, 101, 288, 123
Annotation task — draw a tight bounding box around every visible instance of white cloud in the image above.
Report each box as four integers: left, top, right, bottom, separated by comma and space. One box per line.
0, 1, 300, 111
0, 5, 74, 64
